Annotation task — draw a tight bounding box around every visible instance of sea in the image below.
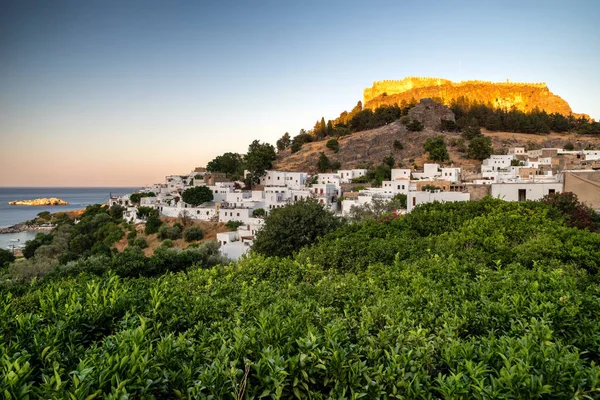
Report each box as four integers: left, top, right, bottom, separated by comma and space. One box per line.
0, 187, 139, 250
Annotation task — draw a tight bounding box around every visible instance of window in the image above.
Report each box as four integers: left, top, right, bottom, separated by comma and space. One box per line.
518, 189, 527, 202
548, 189, 556, 195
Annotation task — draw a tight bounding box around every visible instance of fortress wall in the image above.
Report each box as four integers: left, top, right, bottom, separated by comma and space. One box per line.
364, 77, 548, 104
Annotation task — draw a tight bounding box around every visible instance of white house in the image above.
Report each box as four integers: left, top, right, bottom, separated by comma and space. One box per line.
412, 164, 442, 180
338, 169, 368, 183
381, 180, 409, 196
391, 169, 411, 181
440, 167, 461, 183
407, 191, 471, 212
491, 182, 563, 202
508, 147, 526, 155
317, 173, 341, 185
584, 150, 600, 161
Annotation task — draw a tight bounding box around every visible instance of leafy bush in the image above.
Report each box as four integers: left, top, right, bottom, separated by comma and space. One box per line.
461, 125, 482, 140
423, 135, 449, 161
3, 198, 600, 398
393, 140, 404, 150
181, 186, 214, 206
161, 239, 174, 248
132, 236, 148, 249
564, 141, 575, 151
406, 119, 424, 132
252, 208, 266, 217
183, 226, 204, 242
0, 248, 15, 267
468, 135, 493, 160
144, 212, 163, 235
225, 220, 244, 231
326, 138, 339, 152
157, 224, 182, 240
252, 199, 344, 257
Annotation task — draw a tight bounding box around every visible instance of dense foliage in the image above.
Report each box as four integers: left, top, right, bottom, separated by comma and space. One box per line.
206, 152, 245, 179
452, 97, 600, 135
0, 248, 15, 267
252, 199, 343, 258
423, 135, 449, 162
181, 186, 214, 206
245, 140, 277, 185
2, 197, 600, 398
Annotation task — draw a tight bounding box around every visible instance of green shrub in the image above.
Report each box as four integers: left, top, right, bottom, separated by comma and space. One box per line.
326, 138, 339, 153
161, 239, 174, 248
144, 213, 163, 235
225, 220, 244, 231
132, 237, 148, 249
157, 225, 182, 241
563, 142, 575, 151
393, 140, 403, 150
406, 119, 424, 132
0, 248, 15, 267
183, 226, 204, 242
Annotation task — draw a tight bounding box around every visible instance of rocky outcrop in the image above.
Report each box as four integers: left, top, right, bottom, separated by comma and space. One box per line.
0, 223, 55, 234
364, 77, 576, 116
8, 198, 69, 206
408, 98, 455, 130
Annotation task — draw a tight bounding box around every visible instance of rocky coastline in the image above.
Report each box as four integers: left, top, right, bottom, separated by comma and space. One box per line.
8, 197, 69, 206
0, 223, 55, 234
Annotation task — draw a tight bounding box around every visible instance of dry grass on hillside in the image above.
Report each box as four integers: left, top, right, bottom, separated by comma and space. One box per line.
113, 218, 232, 256
274, 124, 600, 173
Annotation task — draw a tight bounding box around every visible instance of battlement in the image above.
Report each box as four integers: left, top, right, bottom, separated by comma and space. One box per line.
364, 77, 548, 103
362, 77, 570, 116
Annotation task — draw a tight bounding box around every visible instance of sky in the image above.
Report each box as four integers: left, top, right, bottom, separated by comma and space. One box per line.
0, 0, 599, 187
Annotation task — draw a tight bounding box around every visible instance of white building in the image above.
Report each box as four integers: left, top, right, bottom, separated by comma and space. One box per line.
391, 169, 411, 181
260, 171, 308, 188
412, 164, 442, 180
508, 147, 526, 155
317, 173, 341, 185
584, 150, 600, 161
440, 167, 461, 183
491, 182, 563, 202
407, 191, 471, 212
338, 169, 368, 183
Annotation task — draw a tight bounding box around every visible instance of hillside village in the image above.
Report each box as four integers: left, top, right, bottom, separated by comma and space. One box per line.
110, 138, 600, 259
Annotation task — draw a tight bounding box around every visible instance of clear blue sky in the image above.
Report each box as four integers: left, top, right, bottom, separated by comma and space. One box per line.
1, 0, 599, 186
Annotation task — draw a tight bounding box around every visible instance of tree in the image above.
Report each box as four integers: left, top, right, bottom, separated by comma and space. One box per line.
423, 136, 449, 162
406, 120, 424, 132
181, 186, 214, 206
0, 248, 15, 267
206, 152, 244, 179
462, 125, 482, 140
252, 208, 266, 217
393, 140, 404, 150
276, 133, 291, 152
347, 195, 406, 222
183, 226, 204, 242
252, 199, 343, 257
317, 152, 331, 172
541, 192, 600, 231
326, 139, 340, 153
468, 135, 493, 160
145, 210, 163, 235
245, 140, 277, 184
109, 204, 125, 220
382, 154, 395, 168
563, 142, 575, 151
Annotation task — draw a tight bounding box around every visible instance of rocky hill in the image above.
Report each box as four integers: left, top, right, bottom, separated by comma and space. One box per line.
274, 98, 600, 174
364, 77, 576, 116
